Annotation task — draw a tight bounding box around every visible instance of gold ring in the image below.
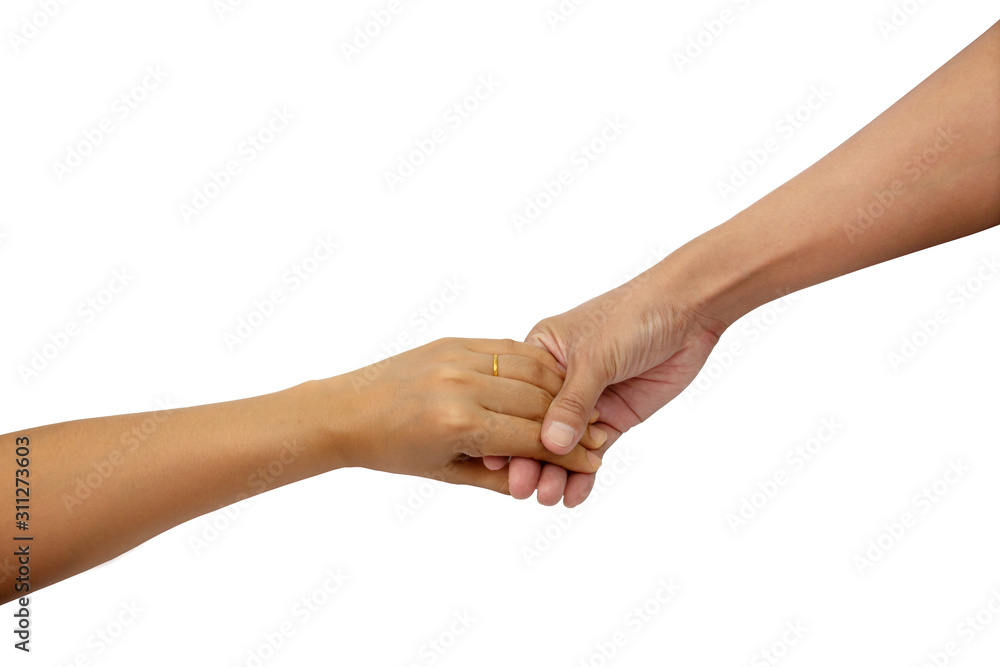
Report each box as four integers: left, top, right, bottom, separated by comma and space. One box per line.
493, 354, 498, 377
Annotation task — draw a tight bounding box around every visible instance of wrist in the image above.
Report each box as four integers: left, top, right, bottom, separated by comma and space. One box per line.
309, 370, 394, 472
297, 376, 369, 472
648, 214, 795, 332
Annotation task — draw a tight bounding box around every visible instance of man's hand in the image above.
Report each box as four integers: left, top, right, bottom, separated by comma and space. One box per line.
483, 275, 726, 506
486, 20, 1000, 507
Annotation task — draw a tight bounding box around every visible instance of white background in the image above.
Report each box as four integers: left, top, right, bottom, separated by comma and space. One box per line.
2, 1, 999, 665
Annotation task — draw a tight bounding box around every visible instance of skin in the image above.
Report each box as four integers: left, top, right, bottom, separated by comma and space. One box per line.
0, 338, 603, 604
3, 18, 996, 603
485, 19, 1000, 507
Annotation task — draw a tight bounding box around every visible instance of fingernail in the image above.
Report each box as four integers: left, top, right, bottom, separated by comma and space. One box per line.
587, 451, 602, 469
545, 422, 576, 450
589, 426, 608, 446
590, 408, 600, 423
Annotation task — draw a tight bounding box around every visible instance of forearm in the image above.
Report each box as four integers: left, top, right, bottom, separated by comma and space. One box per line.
661, 21, 1000, 328
0, 338, 600, 601
0, 380, 344, 603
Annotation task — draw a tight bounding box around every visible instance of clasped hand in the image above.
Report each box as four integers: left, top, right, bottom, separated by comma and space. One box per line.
337, 279, 725, 509
328, 338, 606, 494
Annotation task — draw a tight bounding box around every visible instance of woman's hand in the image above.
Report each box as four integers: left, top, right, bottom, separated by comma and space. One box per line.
327, 338, 605, 494
1, 337, 602, 599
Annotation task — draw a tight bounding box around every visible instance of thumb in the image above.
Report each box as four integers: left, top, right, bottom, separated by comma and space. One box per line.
541, 362, 607, 455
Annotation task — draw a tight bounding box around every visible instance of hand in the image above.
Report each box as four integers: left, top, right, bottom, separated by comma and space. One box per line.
483, 274, 726, 506
331, 337, 604, 494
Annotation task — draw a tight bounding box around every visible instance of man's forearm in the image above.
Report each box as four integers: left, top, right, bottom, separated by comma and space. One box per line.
1, 380, 343, 603
660, 21, 999, 328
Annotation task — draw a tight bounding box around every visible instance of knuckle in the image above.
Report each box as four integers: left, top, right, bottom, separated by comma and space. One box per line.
527, 422, 544, 450
433, 363, 468, 386
555, 391, 591, 421
498, 337, 517, 352
436, 402, 473, 435
526, 360, 547, 388
532, 317, 556, 334
529, 387, 552, 415
430, 337, 458, 353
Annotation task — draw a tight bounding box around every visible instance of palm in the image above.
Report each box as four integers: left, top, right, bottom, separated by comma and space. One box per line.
592, 329, 718, 436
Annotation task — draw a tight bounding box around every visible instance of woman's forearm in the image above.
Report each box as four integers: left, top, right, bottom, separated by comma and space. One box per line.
1, 379, 343, 603
661, 20, 1000, 328
0, 338, 602, 604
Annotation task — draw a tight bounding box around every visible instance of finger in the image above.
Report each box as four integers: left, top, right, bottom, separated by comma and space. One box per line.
473, 357, 605, 437
508, 456, 541, 500
535, 463, 568, 506
475, 376, 554, 421
462, 339, 564, 379
476, 412, 601, 473
513, 420, 618, 505
442, 459, 514, 495
541, 362, 609, 455
474, 352, 565, 397
482, 455, 508, 471
563, 471, 597, 508
563, 424, 621, 507
524, 325, 568, 372
578, 424, 609, 451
